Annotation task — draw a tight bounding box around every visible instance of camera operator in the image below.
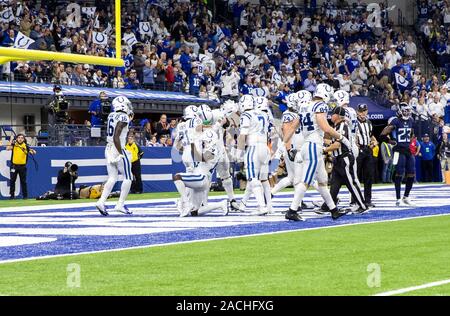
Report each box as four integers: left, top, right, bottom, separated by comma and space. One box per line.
55, 161, 79, 199
47, 85, 70, 125
88, 91, 111, 127
6, 134, 36, 199
37, 161, 79, 200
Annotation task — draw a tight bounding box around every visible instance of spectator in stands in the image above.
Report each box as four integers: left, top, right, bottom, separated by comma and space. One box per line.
159, 135, 169, 147
405, 35, 417, 58
147, 135, 159, 147
133, 48, 146, 85
124, 69, 140, 89
155, 114, 170, 141
112, 70, 126, 89
428, 94, 445, 118
418, 134, 436, 182
303, 71, 317, 93
384, 45, 402, 69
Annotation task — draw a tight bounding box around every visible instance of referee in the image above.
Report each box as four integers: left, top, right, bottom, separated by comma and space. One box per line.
324, 107, 367, 213
354, 104, 378, 208
6, 134, 36, 199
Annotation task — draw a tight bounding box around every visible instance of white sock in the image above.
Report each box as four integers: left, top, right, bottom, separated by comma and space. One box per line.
98, 177, 116, 205
198, 202, 222, 215
222, 177, 234, 200
316, 184, 336, 210
174, 179, 186, 197
239, 182, 253, 208
116, 179, 131, 208
262, 180, 272, 211
251, 180, 266, 209
271, 176, 292, 195
290, 182, 307, 210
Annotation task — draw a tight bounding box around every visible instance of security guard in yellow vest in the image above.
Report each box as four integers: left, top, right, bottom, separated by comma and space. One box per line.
6, 134, 36, 199
125, 134, 144, 193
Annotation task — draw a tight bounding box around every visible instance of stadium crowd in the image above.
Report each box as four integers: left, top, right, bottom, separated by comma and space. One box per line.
0, 0, 449, 182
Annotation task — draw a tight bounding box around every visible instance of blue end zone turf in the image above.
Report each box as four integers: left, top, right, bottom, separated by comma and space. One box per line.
0, 184, 449, 262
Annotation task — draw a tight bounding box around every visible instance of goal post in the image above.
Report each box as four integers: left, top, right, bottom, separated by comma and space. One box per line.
0, 0, 123, 67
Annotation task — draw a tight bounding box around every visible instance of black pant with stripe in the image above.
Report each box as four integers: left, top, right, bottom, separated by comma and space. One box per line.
356, 147, 374, 204
330, 155, 366, 209
131, 160, 143, 193
10, 164, 27, 199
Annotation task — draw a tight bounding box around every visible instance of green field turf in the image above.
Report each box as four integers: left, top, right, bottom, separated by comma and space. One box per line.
1, 215, 450, 296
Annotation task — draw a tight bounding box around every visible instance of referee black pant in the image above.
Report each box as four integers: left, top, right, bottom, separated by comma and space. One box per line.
355, 147, 374, 204
330, 155, 366, 209
10, 164, 27, 199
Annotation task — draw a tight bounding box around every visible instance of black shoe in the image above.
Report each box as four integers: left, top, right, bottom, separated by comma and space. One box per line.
230, 199, 239, 211
9, 196, 14, 200
285, 209, 305, 221
365, 202, 375, 208
190, 210, 199, 216
353, 206, 369, 214
330, 208, 346, 220
297, 206, 303, 214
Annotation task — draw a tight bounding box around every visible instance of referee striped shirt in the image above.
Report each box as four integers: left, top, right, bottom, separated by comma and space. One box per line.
332, 121, 351, 158
356, 118, 373, 147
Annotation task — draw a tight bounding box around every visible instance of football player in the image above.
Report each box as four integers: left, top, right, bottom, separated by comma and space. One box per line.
283, 83, 349, 221
95, 96, 134, 216
380, 102, 417, 207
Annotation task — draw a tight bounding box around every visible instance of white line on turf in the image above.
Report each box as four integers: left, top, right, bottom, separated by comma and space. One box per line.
1, 212, 449, 265
373, 278, 450, 296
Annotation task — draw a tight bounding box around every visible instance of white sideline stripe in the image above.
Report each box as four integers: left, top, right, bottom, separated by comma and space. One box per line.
373, 278, 450, 296
50, 174, 172, 184
51, 158, 171, 167
1, 212, 449, 264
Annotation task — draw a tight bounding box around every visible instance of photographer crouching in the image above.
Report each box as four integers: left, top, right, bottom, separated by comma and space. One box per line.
37, 161, 79, 200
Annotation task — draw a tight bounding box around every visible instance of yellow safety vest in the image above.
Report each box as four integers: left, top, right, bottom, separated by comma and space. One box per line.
125, 142, 139, 163
11, 142, 28, 165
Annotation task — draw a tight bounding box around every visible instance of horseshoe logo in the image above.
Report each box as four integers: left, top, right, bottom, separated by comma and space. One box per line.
2, 9, 12, 21
16, 36, 31, 48
141, 23, 150, 33
94, 32, 106, 44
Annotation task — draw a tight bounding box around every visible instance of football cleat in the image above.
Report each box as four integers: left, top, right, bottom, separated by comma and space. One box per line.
285, 209, 305, 221
330, 208, 346, 220
238, 202, 246, 212
114, 205, 133, 215
230, 199, 240, 212
365, 202, 376, 208
402, 197, 416, 207
95, 202, 109, 216
190, 210, 199, 216
251, 207, 269, 216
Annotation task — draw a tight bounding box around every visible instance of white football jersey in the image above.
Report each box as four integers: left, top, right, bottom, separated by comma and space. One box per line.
240, 110, 269, 144
298, 100, 328, 144
194, 130, 220, 176
282, 109, 304, 150
106, 111, 130, 149
210, 109, 226, 153
344, 107, 358, 135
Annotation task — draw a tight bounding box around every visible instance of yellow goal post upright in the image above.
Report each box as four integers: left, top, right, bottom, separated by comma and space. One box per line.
0, 0, 124, 67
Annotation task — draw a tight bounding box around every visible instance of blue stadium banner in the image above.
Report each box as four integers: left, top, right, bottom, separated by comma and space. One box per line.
0, 146, 185, 199
0, 81, 216, 104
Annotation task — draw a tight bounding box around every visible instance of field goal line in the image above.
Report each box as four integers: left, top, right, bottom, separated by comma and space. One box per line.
373, 278, 450, 296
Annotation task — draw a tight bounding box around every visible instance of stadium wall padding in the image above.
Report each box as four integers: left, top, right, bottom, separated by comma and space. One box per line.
0, 146, 185, 199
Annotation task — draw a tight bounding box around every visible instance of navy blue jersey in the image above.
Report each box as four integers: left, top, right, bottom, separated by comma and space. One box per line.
390, 117, 414, 150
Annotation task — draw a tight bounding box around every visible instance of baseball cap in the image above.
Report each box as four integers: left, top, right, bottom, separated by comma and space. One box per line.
423, 133, 429, 137
332, 106, 346, 116
357, 103, 368, 112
